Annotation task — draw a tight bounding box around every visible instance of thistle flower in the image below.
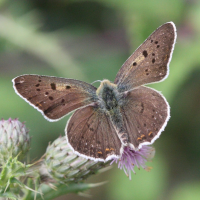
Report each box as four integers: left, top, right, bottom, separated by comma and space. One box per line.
0, 118, 31, 163
111, 145, 155, 180
43, 136, 109, 184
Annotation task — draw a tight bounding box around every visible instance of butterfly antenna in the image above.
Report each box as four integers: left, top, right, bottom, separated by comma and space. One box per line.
91, 80, 101, 85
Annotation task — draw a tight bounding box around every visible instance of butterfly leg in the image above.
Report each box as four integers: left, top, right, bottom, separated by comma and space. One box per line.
118, 131, 128, 145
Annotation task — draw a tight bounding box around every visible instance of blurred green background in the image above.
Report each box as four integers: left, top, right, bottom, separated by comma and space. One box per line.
1, 0, 200, 199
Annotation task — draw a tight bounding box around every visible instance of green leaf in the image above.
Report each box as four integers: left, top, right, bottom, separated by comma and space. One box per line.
0, 191, 18, 200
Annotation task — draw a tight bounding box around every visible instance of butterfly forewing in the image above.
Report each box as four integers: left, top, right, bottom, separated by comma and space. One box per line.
120, 86, 169, 149
13, 75, 97, 121
66, 105, 122, 161
115, 22, 176, 92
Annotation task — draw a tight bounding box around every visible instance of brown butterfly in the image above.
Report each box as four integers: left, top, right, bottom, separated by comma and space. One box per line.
12, 22, 176, 161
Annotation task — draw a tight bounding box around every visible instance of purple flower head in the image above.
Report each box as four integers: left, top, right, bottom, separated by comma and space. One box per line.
111, 145, 155, 180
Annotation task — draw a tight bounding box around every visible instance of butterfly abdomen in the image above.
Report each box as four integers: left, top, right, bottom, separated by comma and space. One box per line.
96, 80, 128, 145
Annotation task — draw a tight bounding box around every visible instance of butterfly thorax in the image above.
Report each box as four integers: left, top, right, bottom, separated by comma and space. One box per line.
96, 80, 118, 110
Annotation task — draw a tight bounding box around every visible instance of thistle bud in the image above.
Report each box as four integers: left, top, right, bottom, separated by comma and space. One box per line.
0, 118, 31, 163
43, 136, 108, 184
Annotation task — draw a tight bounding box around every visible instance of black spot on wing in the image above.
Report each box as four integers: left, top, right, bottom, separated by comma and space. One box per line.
51, 83, 56, 90
66, 85, 71, 89
143, 50, 148, 57
133, 62, 137, 66
49, 96, 54, 100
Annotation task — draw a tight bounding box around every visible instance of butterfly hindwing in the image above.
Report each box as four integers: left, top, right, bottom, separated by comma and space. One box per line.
13, 75, 97, 121
115, 22, 176, 92
66, 105, 122, 161
120, 86, 169, 149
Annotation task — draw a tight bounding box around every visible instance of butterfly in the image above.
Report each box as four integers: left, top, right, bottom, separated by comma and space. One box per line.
12, 22, 176, 162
